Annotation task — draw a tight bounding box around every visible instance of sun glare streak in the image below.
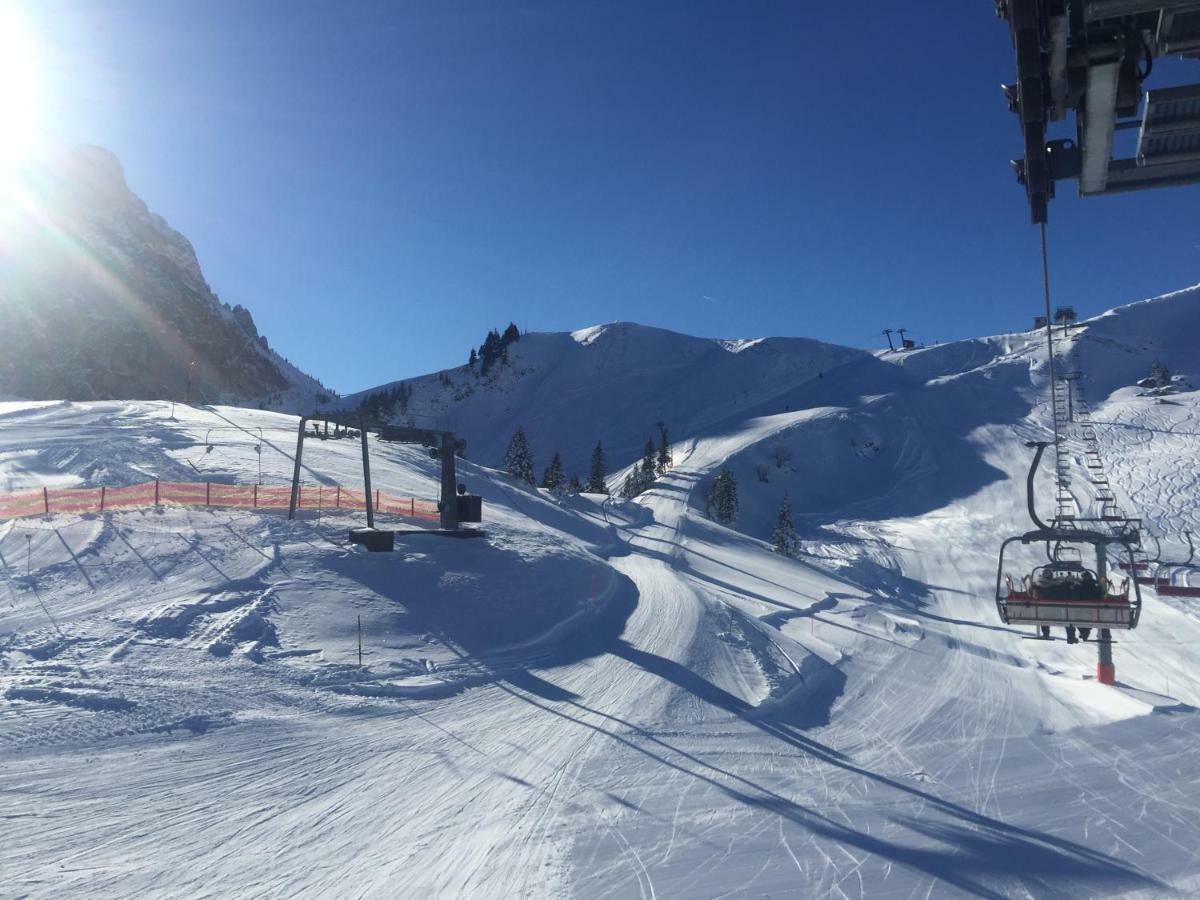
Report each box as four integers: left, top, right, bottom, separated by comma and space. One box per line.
0, 3, 40, 171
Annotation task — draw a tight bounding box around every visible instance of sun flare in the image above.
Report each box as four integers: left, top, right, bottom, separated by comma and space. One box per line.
0, 5, 40, 170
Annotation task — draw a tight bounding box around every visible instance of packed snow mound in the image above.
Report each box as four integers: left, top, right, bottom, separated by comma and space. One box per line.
0, 145, 328, 409
0, 402, 634, 709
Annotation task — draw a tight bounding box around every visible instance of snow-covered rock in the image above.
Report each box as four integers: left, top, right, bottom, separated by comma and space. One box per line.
0, 145, 328, 409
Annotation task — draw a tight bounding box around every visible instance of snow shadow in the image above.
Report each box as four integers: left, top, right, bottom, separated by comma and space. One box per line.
721, 358, 1034, 527
322, 537, 639, 698
497, 639, 1159, 897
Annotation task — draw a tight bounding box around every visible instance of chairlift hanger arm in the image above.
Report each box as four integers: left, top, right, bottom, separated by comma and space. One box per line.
997, 0, 1200, 223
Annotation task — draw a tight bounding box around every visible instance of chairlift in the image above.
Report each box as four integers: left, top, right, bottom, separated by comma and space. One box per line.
995, 442, 1142, 637
1002, 564, 1135, 629
1153, 531, 1200, 598
1050, 544, 1082, 566
1117, 533, 1159, 585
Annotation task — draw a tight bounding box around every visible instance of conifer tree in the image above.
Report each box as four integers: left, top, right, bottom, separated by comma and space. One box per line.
541, 451, 564, 492
503, 427, 536, 485
567, 475, 584, 494
468, 348, 477, 368
619, 470, 641, 499
587, 441, 609, 494
480, 329, 502, 375
771, 491, 799, 557
705, 467, 738, 524
502, 322, 521, 345
656, 426, 672, 475
641, 438, 656, 477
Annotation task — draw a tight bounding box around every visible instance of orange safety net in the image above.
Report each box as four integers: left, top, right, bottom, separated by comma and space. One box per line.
0, 480, 439, 522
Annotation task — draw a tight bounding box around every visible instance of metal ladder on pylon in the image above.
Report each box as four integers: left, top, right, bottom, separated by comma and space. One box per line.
1047, 323, 1077, 524
1051, 324, 1140, 534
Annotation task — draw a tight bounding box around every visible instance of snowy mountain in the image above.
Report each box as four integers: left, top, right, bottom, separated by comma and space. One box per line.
3, 285, 1200, 896
349, 286, 1200, 540
344, 322, 866, 479
0, 145, 328, 409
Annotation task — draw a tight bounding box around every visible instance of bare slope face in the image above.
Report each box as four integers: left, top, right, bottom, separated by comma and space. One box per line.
0, 146, 323, 406
717, 284, 1200, 544
347, 322, 867, 477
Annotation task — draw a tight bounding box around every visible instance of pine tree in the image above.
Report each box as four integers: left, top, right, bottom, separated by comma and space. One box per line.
619, 471, 641, 499
502, 322, 521, 345
541, 451, 564, 492
656, 426, 672, 475
587, 441, 609, 494
706, 467, 738, 524
468, 348, 477, 368
503, 427, 536, 485
567, 475, 584, 494
480, 329, 502, 375
618, 436, 658, 499
771, 491, 799, 557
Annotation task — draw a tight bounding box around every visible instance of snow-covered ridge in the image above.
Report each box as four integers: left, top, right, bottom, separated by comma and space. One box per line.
346, 323, 865, 478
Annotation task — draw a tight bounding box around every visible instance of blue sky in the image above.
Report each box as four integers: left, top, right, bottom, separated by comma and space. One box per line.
19, 0, 1200, 393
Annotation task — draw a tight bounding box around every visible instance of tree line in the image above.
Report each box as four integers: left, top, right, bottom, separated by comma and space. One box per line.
469, 322, 521, 376
504, 424, 802, 560
503, 425, 672, 497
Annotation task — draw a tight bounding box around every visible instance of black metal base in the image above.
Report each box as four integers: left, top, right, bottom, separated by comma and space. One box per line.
348, 527, 486, 550
348, 528, 395, 552
400, 528, 487, 539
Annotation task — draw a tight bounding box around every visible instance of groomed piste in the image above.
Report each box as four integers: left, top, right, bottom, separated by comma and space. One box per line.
3, 286, 1200, 897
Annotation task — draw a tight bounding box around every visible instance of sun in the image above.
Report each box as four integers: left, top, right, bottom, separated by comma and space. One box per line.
0, 4, 39, 171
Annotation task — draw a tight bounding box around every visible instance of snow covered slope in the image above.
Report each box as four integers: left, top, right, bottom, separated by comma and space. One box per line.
0, 146, 329, 409
343, 322, 863, 478
4, 285, 1200, 896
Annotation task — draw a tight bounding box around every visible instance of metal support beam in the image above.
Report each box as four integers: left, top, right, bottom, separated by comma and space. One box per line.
439, 435, 458, 531
1025, 441, 1053, 531
288, 416, 310, 520
1085, 0, 1200, 21
1101, 154, 1200, 191
360, 415, 374, 529
1080, 62, 1122, 194
1097, 628, 1116, 684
